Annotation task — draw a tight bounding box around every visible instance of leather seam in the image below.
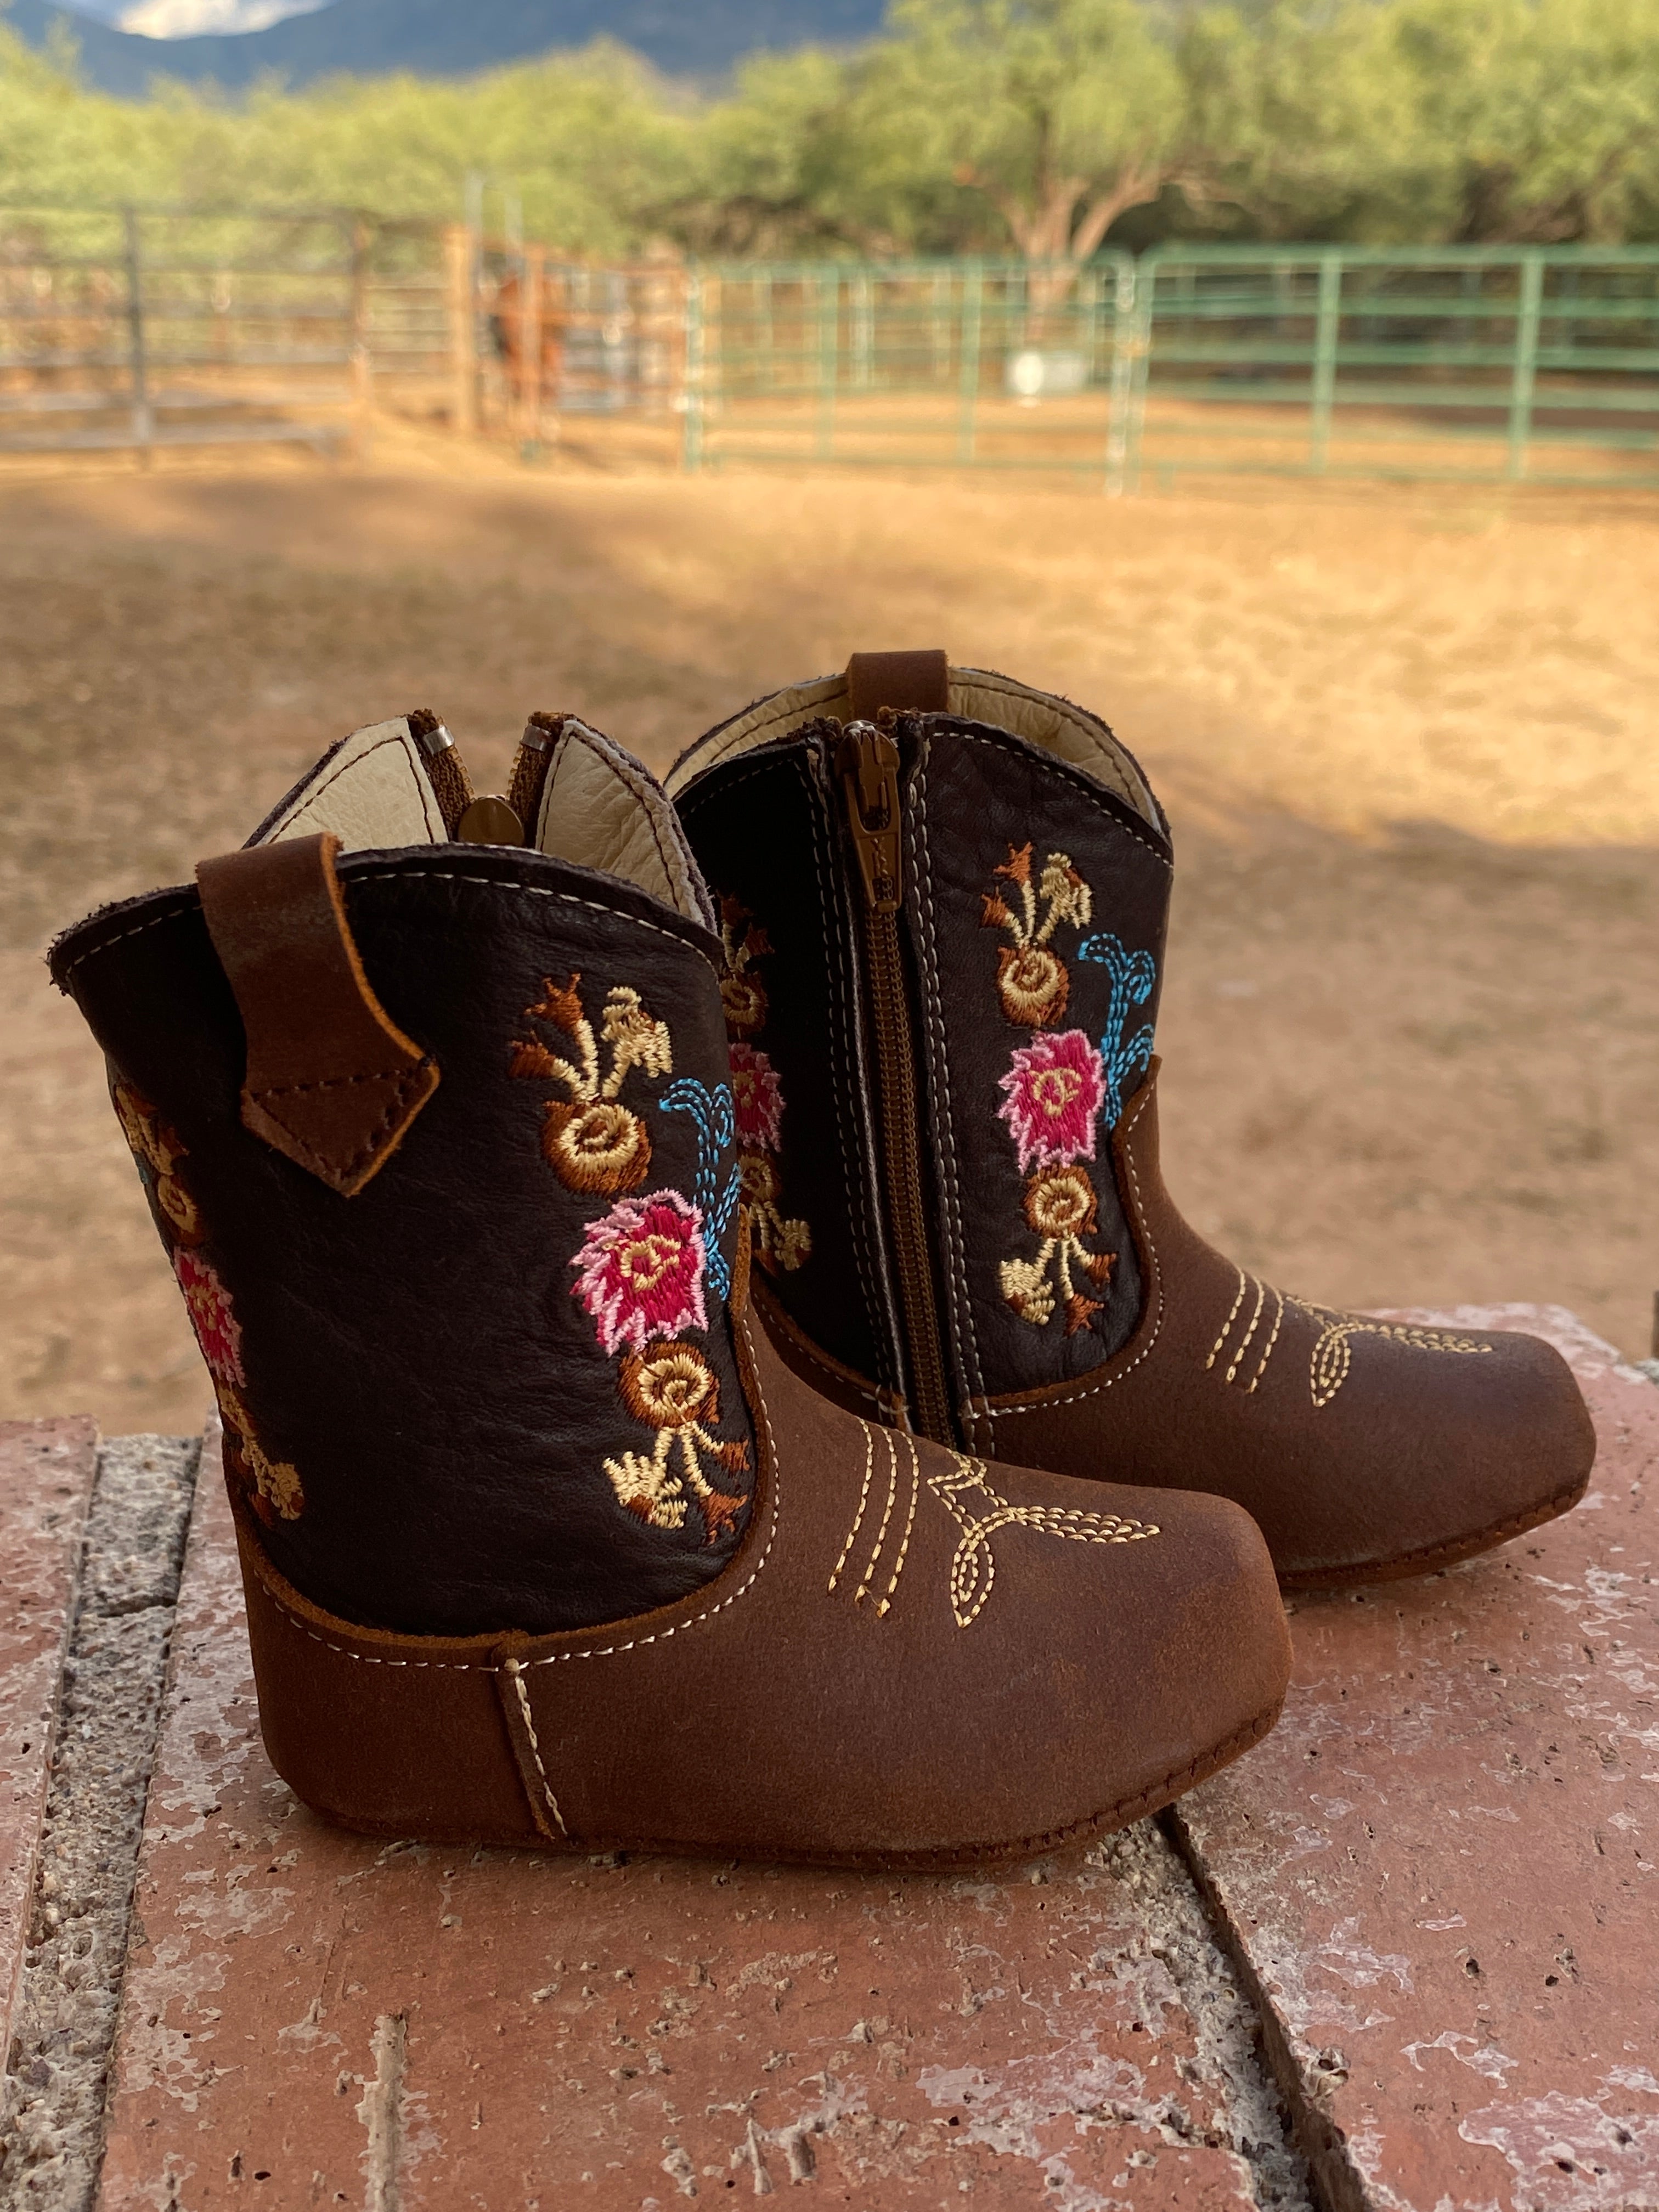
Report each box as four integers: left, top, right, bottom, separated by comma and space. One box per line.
799, 752, 894, 1391
953, 727, 1172, 871
759, 1307, 888, 1412
251, 1308, 780, 1673
57, 899, 199, 977
252, 1065, 430, 1098
975, 1077, 1164, 1427
681, 758, 891, 1370
349, 868, 723, 978
501, 1656, 569, 1836
910, 745, 986, 1407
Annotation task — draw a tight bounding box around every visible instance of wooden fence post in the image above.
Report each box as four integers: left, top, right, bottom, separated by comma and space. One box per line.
518, 242, 544, 450
444, 223, 478, 437
350, 215, 374, 463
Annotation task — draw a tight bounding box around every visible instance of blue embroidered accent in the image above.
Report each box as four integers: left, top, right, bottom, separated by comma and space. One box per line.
660, 1079, 741, 1301
1076, 932, 1156, 1129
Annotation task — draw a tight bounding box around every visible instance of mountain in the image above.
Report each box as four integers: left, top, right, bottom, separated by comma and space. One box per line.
2, 0, 890, 93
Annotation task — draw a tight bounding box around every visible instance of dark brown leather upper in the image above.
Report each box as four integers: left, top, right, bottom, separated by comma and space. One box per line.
675, 701, 1595, 1583
52, 844, 758, 1637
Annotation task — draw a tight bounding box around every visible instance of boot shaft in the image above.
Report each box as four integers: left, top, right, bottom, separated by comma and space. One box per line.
669, 662, 1173, 1442
52, 715, 756, 1638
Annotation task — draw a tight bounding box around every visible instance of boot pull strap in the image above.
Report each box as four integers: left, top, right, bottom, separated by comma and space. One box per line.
196, 833, 439, 1197
844, 649, 949, 724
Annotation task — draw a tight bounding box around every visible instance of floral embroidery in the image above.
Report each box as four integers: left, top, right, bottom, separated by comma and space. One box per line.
729, 1043, 785, 1153
980, 844, 1092, 1027
660, 1077, 741, 1302
1076, 931, 1157, 1130
109, 1077, 302, 1520
219, 1385, 304, 1523
710, 891, 811, 1276
739, 1154, 814, 1273
998, 1164, 1115, 1335
173, 1249, 246, 1386
717, 896, 771, 1036
572, 1190, 709, 1357
603, 1342, 751, 1540
511, 974, 673, 1195
112, 1080, 203, 1245
996, 1030, 1107, 1173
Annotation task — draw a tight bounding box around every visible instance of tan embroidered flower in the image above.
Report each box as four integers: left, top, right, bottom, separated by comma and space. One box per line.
219, 1386, 304, 1523
981, 843, 1093, 1030
541, 1098, 652, 1194
1023, 1163, 1098, 1242
995, 945, 1069, 1026
718, 898, 771, 1037
112, 1080, 204, 1244
605, 1341, 750, 1542
739, 1153, 812, 1273
1000, 1165, 1116, 1339
512, 973, 672, 1195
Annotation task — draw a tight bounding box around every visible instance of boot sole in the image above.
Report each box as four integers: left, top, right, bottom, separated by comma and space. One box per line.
1277, 1470, 1590, 1592
296, 1697, 1285, 1873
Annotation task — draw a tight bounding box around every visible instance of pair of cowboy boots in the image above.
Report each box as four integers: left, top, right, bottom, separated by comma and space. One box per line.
50, 658, 1594, 1867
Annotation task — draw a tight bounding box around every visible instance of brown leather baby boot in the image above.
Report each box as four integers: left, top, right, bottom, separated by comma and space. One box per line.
667, 653, 1596, 1587
50, 709, 1290, 1867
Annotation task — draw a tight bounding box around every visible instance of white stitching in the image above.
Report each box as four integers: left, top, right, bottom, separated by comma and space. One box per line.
827, 1421, 877, 1592
63, 872, 721, 985
854, 1429, 900, 1605
502, 1656, 568, 1836
975, 1077, 1164, 1427
875, 1434, 922, 1617
956, 728, 1171, 872
57, 900, 198, 977
257, 1307, 780, 1672
910, 746, 986, 1404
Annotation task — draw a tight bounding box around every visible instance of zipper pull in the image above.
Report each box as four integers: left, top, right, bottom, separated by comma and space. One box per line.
836, 720, 903, 913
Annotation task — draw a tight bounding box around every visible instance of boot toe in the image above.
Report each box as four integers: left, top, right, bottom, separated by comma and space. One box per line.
1273, 1325, 1596, 1585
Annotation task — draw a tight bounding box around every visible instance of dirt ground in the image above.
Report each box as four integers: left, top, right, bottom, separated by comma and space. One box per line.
3, 422, 1657, 1434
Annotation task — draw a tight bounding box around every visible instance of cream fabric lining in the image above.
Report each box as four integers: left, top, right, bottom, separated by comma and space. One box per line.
257, 718, 447, 849
663, 665, 1160, 828
534, 720, 712, 926
254, 713, 712, 925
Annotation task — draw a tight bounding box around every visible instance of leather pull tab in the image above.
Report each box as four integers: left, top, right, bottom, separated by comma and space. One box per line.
196, 833, 439, 1197
845, 650, 949, 724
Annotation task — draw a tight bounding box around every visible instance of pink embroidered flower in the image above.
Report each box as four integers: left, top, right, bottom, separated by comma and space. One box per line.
729, 1044, 785, 1154
173, 1249, 246, 1385
996, 1030, 1107, 1173
572, 1190, 708, 1357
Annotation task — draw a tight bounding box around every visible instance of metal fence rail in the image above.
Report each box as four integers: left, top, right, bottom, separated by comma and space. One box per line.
3, 207, 1656, 493
687, 246, 1659, 493
0, 204, 379, 459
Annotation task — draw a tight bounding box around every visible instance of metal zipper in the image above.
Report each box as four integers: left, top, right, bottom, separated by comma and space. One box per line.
835, 719, 955, 1444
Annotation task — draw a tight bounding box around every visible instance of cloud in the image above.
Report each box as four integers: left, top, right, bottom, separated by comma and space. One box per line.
117, 0, 329, 37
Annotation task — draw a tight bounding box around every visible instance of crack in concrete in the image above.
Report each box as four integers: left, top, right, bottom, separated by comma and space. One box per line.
0, 1435, 200, 2212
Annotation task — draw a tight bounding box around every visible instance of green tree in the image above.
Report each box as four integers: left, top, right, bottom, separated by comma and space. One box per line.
856, 0, 1188, 262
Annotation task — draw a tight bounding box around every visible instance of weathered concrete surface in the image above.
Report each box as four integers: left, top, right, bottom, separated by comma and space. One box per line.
1, 1435, 200, 2211
1174, 1305, 1659, 2212
0, 1421, 97, 2052
97, 1460, 1312, 2211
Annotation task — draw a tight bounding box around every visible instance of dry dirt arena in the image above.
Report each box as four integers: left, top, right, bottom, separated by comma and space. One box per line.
4, 428, 1658, 1435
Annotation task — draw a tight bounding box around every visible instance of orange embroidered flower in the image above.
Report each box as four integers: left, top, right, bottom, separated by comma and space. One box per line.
981, 844, 1092, 1029
112, 1080, 203, 1244
605, 1342, 750, 1541
1023, 1163, 1099, 1242
219, 1385, 304, 1523
995, 945, 1069, 1027
718, 898, 771, 1037
512, 974, 671, 1196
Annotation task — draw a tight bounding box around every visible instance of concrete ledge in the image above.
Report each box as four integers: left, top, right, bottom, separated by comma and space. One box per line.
0, 1308, 1653, 2210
